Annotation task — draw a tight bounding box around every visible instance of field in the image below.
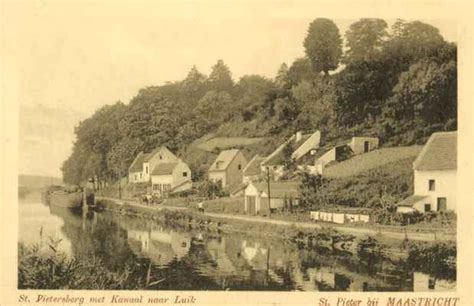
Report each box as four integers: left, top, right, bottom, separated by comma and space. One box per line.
323, 146, 423, 178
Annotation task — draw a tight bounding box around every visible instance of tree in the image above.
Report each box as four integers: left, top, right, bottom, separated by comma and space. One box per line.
391, 59, 457, 125
275, 63, 290, 89
344, 18, 388, 63
303, 18, 343, 75
183, 66, 208, 103
287, 57, 314, 86
196, 91, 233, 129
208, 59, 234, 92
299, 173, 328, 209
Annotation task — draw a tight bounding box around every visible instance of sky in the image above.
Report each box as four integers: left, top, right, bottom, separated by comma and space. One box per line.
2, 1, 457, 178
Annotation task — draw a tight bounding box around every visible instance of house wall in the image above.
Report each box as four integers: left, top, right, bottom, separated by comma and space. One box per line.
292, 131, 321, 160
316, 148, 336, 167
350, 137, 379, 155
225, 151, 247, 186
129, 171, 142, 183
414, 169, 456, 212
172, 161, 192, 188
209, 171, 227, 186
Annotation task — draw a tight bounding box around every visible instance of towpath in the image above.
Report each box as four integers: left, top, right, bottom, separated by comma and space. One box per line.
97, 196, 455, 242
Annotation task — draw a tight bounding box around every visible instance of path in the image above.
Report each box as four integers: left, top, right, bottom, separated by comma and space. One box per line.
203, 212, 455, 242
97, 196, 455, 242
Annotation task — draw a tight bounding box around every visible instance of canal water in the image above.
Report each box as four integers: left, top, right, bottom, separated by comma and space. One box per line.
19, 192, 456, 291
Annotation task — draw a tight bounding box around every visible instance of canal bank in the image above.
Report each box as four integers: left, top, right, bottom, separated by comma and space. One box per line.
18, 192, 456, 291
96, 196, 456, 243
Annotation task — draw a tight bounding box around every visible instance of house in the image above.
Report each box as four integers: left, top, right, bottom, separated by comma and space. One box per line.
208, 149, 248, 187
128, 152, 151, 183
244, 181, 300, 214
260, 131, 321, 180
128, 146, 179, 184
242, 154, 266, 184
315, 136, 379, 174
150, 159, 192, 196
396, 131, 457, 214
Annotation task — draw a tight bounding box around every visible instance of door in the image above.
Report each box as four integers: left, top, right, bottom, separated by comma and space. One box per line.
364, 141, 370, 153
246, 196, 256, 214
437, 197, 447, 211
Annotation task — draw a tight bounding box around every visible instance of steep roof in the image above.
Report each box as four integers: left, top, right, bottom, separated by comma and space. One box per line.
144, 146, 176, 162
413, 131, 457, 171
397, 195, 429, 207
262, 134, 312, 166
209, 149, 241, 171
129, 152, 150, 173
252, 181, 301, 198
243, 155, 265, 176
151, 162, 179, 176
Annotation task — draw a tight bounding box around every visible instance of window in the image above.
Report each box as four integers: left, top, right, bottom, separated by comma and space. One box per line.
183, 172, 188, 177
429, 179, 436, 191
428, 278, 436, 290
424, 204, 431, 212
159, 155, 162, 160
140, 173, 142, 179
238, 164, 242, 170
437, 197, 447, 211
146, 166, 149, 174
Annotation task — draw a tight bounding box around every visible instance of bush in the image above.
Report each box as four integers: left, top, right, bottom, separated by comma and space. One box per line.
18, 240, 141, 289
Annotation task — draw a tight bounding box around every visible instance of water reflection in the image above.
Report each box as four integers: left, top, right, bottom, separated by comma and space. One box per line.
19, 193, 456, 291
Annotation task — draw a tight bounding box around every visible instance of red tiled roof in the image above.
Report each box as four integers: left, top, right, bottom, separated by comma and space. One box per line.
413, 132, 457, 171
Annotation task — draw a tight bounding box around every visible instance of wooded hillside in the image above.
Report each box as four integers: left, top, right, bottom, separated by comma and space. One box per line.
61, 18, 457, 185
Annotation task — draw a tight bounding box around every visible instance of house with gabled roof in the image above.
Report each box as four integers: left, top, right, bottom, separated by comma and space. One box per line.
208, 149, 247, 187
397, 131, 457, 213
128, 146, 180, 184
260, 131, 321, 180
314, 136, 379, 175
150, 159, 192, 195
244, 181, 300, 215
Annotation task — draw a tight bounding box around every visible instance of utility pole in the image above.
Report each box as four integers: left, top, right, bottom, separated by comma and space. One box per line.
118, 171, 122, 199
266, 167, 271, 217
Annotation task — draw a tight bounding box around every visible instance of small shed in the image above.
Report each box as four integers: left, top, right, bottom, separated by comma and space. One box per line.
244, 181, 300, 215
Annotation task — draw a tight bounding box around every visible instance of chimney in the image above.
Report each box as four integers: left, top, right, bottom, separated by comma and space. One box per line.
295, 131, 302, 142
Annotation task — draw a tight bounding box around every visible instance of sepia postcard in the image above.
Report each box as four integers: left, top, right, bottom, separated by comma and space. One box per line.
1, 0, 473, 305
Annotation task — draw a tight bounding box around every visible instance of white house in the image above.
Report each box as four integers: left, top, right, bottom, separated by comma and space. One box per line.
260, 130, 321, 180
208, 149, 247, 187
397, 131, 457, 213
244, 181, 300, 215
315, 136, 379, 174
128, 146, 179, 184
150, 159, 192, 195
128, 152, 151, 183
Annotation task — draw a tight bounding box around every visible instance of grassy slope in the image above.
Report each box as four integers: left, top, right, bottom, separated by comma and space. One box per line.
323, 156, 416, 208
323, 146, 423, 179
